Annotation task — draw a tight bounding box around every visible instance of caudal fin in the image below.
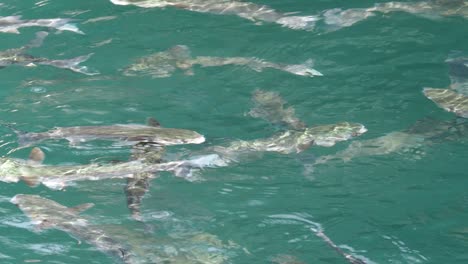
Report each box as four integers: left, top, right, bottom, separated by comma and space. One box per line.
0, 123, 35, 148
39, 53, 100, 75
276, 15, 319, 31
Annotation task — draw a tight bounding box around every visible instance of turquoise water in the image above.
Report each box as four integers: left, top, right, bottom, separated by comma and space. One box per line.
0, 0, 467, 263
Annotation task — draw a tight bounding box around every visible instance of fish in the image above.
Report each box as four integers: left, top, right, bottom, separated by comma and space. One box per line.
9, 117, 205, 148
100, 223, 238, 263
312, 117, 468, 169
123, 45, 322, 78
248, 89, 307, 130
10, 194, 139, 264
125, 118, 166, 221
424, 88, 468, 118
175, 90, 367, 179
110, 0, 318, 31
0, 15, 83, 34
0, 31, 97, 75
313, 131, 426, 166
0, 147, 192, 190
322, 0, 468, 30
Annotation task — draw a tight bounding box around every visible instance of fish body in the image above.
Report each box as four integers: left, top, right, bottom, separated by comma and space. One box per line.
180, 122, 367, 177
125, 141, 166, 221
10, 194, 140, 264
314, 132, 425, 165
369, 0, 468, 17
322, 1, 468, 30
16, 123, 205, 147
0, 154, 188, 190
0, 31, 97, 75
110, 0, 318, 30
0, 15, 83, 34
175, 90, 367, 178
124, 45, 322, 78
248, 89, 307, 130
424, 88, 468, 118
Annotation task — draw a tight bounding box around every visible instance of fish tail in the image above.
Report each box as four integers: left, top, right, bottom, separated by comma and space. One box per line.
125, 176, 150, 222
0, 123, 35, 148
37, 18, 84, 34
276, 15, 319, 31
40, 53, 99, 75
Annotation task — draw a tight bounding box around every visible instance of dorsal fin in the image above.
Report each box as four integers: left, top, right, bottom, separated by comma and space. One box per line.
21, 176, 40, 187
68, 203, 94, 214
147, 117, 161, 127
29, 147, 45, 164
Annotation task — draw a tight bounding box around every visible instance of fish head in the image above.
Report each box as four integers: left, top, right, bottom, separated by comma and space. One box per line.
306, 122, 367, 147
11, 194, 90, 229
11, 194, 65, 228
123, 52, 177, 77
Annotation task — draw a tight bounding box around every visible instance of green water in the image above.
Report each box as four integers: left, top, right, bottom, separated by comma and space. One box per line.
0, 0, 467, 263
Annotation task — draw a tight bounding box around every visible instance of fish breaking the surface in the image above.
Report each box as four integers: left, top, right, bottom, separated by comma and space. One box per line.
322, 0, 468, 30
11, 118, 205, 148
0, 31, 97, 75
110, 0, 318, 30
12, 193, 237, 263
11, 194, 139, 263
0, 147, 193, 190
424, 88, 468, 118
0, 15, 83, 34
123, 45, 322, 78
312, 117, 468, 169
176, 90, 367, 178
423, 53, 468, 118
125, 119, 167, 222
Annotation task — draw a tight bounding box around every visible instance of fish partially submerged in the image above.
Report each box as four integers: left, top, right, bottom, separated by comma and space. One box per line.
0, 147, 191, 190
101, 223, 238, 263
125, 119, 167, 221
123, 45, 322, 78
0, 31, 97, 75
322, 0, 468, 31
176, 90, 367, 178
312, 118, 467, 169
10, 117, 205, 148
11, 194, 138, 264
0, 15, 83, 34
110, 0, 318, 30
424, 88, 468, 118
423, 53, 468, 118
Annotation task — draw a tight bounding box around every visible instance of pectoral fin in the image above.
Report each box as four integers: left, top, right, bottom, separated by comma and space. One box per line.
68, 203, 94, 214
29, 147, 45, 164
